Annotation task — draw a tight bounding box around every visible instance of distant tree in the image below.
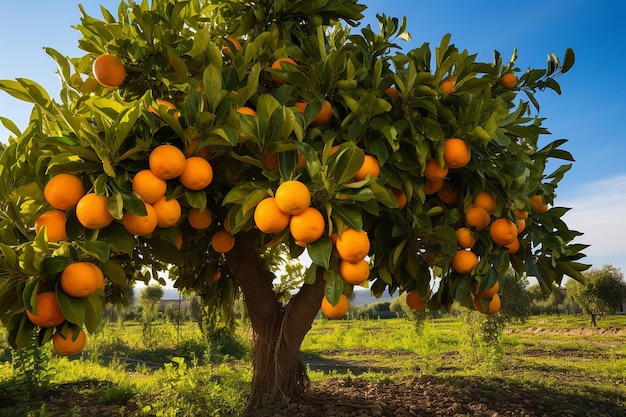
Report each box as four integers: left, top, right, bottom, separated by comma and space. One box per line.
138, 285, 164, 342
566, 265, 626, 326
498, 270, 532, 323
529, 283, 565, 315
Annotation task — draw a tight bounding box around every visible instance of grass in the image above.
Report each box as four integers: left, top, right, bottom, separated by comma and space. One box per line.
0, 313, 625, 416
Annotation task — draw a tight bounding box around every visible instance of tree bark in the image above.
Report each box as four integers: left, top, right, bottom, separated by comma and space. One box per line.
225, 230, 325, 412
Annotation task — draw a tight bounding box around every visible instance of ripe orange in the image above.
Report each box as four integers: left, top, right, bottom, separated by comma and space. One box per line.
516, 218, 526, 234
122, 203, 158, 236
152, 196, 182, 228
440, 75, 457, 95
26, 292, 65, 328
501, 73, 517, 90
92, 54, 126, 88
336, 228, 370, 263
212, 230, 235, 253
392, 188, 407, 209
452, 249, 478, 274
264, 152, 279, 172
437, 181, 458, 204
179, 157, 214, 190
35, 210, 68, 242
175, 233, 183, 250
443, 138, 471, 169
321, 294, 349, 319
132, 169, 167, 204
406, 290, 427, 311
44, 174, 85, 210
52, 326, 87, 356
254, 197, 291, 234
384, 87, 399, 100
185, 138, 210, 160
355, 155, 381, 181
60, 262, 103, 298
423, 158, 449, 181
188, 208, 213, 229
514, 208, 529, 220
338, 259, 370, 286
222, 36, 243, 56
149, 99, 180, 120
456, 227, 476, 249
236, 106, 257, 117
149, 144, 186, 180
295, 99, 333, 126
289, 207, 325, 243
474, 280, 499, 298
423, 178, 444, 195
473, 191, 496, 214
76, 193, 114, 230
275, 180, 311, 215
474, 294, 501, 315
530, 194, 548, 214
271, 57, 297, 84
489, 217, 518, 246
464, 206, 490, 231
506, 238, 520, 254
212, 270, 222, 281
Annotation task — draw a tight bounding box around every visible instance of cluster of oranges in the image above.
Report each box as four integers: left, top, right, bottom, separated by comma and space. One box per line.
25, 261, 105, 356
423, 138, 471, 196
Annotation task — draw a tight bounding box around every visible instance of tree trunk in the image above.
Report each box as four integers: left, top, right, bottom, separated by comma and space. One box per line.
225, 230, 325, 412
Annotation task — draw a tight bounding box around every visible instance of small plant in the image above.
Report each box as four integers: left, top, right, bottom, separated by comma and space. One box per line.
11, 331, 52, 395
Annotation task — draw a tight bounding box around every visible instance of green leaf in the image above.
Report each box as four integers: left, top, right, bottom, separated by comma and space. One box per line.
334, 145, 364, 185
324, 270, 344, 306
102, 259, 127, 286
83, 293, 104, 333
56, 290, 86, 327
303, 264, 318, 285
307, 237, 332, 270
166, 45, 189, 82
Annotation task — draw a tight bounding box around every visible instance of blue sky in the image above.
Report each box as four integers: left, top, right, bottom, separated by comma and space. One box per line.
1, 1, 625, 277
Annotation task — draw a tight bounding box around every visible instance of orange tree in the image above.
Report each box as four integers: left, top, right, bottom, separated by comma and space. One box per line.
0, 0, 588, 410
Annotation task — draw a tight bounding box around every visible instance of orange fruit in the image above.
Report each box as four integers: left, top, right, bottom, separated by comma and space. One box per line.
44, 174, 85, 210
92, 54, 126, 88
149, 144, 186, 180
271, 57, 297, 84
275, 180, 311, 215
474, 294, 501, 315
26, 292, 65, 328
336, 228, 370, 263
465, 206, 491, 231
321, 294, 349, 319
212, 270, 222, 281
179, 157, 214, 190
456, 227, 476, 249
392, 188, 407, 209
35, 210, 68, 242
514, 208, 529, 220
149, 99, 180, 120
354, 155, 381, 181
254, 197, 291, 234
423, 158, 449, 181
443, 138, 471, 169
264, 152, 279, 172
122, 203, 158, 236
516, 218, 526, 234
188, 208, 213, 229
440, 75, 457, 95
452, 249, 478, 274
52, 326, 87, 356
473, 191, 496, 214
152, 196, 182, 228
236, 106, 257, 117
501, 73, 517, 90
212, 230, 235, 253
437, 181, 458, 204
423, 178, 444, 195
406, 290, 427, 311
489, 218, 518, 246
530, 194, 548, 214
295, 99, 333, 126
506, 238, 520, 254
60, 262, 103, 298
338, 259, 370, 286
76, 193, 114, 230
185, 138, 210, 160
222, 36, 242, 56
473, 280, 499, 298
289, 207, 325, 244
384, 87, 399, 100
132, 169, 167, 204
175, 233, 183, 250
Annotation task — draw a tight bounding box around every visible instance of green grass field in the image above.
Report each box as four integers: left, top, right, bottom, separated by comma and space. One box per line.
1, 314, 624, 416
